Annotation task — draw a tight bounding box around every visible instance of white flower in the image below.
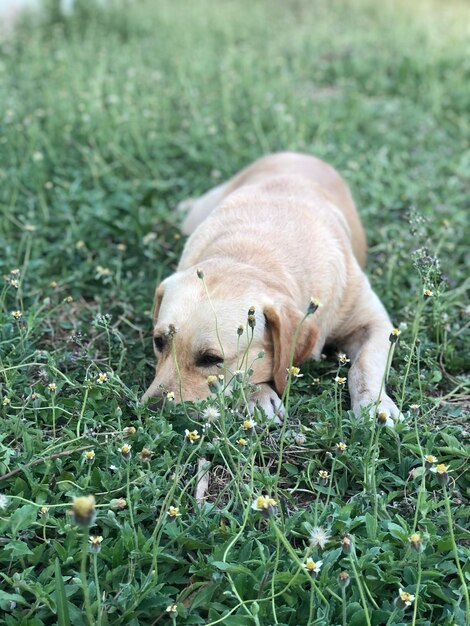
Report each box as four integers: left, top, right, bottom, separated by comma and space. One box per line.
0, 494, 9, 511
303, 558, 323, 576
309, 526, 331, 549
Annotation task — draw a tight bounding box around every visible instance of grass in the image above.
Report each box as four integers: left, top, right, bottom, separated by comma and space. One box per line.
0, 0, 469, 624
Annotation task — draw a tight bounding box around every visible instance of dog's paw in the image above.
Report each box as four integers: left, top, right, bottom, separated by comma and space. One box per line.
353, 394, 404, 427
249, 384, 285, 424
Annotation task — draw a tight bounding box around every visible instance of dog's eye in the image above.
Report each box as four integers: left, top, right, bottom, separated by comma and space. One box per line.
197, 352, 223, 367
154, 336, 165, 352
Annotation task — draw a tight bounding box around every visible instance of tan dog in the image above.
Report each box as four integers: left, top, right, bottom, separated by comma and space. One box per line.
142, 152, 402, 426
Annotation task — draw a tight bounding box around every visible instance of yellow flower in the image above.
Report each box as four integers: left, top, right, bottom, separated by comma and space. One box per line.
409, 533, 425, 552
50, 281, 58, 289
318, 470, 329, 483
335, 442, 347, 453
287, 366, 303, 379
39, 506, 49, 517
207, 375, 221, 393
423, 288, 433, 299
119, 444, 132, 459
83, 450, 95, 462
237, 438, 247, 447
11, 310, 22, 320
2, 398, 11, 406
389, 328, 401, 343
167, 506, 182, 518
396, 588, 415, 608
251, 495, 277, 517
424, 454, 437, 468
48, 383, 57, 392
185, 429, 200, 444
166, 391, 175, 401
242, 419, 256, 433
96, 372, 108, 384
64, 296, 73, 303
72, 495, 96, 526
303, 558, 323, 577
334, 376, 347, 386
377, 410, 388, 425
166, 605, 178, 614
338, 353, 350, 365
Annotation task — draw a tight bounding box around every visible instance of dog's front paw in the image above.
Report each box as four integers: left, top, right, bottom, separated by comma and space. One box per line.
249, 384, 285, 424
352, 394, 404, 427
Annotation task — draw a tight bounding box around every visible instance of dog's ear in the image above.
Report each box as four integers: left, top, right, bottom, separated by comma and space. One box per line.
264, 302, 318, 395
152, 282, 166, 323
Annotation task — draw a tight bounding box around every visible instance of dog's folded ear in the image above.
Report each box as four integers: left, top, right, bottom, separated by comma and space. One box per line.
264, 301, 318, 395
152, 282, 166, 323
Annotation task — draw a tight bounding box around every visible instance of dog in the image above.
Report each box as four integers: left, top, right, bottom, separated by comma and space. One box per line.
142, 152, 402, 426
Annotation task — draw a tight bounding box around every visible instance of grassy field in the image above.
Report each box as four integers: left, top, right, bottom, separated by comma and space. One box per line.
0, 0, 469, 624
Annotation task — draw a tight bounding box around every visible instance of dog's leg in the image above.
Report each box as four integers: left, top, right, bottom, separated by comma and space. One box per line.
180, 182, 230, 235
341, 285, 403, 426
249, 382, 286, 424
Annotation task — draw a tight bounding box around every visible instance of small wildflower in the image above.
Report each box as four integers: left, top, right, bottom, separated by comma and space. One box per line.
423, 288, 433, 299
185, 429, 200, 444
396, 588, 415, 609
341, 535, 352, 554
32, 151, 44, 162
139, 448, 153, 462
2, 398, 11, 406
64, 295, 73, 303
389, 328, 401, 343
202, 406, 220, 422
242, 418, 256, 434
409, 533, 425, 553
39, 506, 49, 517
247, 314, 256, 329
76, 240, 85, 250
431, 463, 449, 485
207, 374, 222, 393
96, 372, 108, 384
0, 494, 10, 510
89, 536, 103, 553
287, 366, 303, 379
335, 441, 347, 453
10, 269, 20, 276
251, 495, 277, 517
409, 404, 420, 412
310, 526, 330, 549
119, 444, 132, 459
307, 297, 321, 314
237, 324, 244, 336
318, 470, 330, 484
334, 376, 347, 386
377, 410, 388, 425
116, 243, 127, 252
233, 369, 244, 382
110, 498, 127, 510
338, 571, 350, 587
424, 454, 437, 468
11, 310, 22, 320
50, 280, 58, 289
295, 433, 307, 445
9, 279, 19, 289
303, 558, 323, 577
237, 438, 247, 447
71, 495, 96, 526
167, 506, 182, 518
196, 268, 204, 279
123, 426, 136, 437
95, 265, 111, 277
83, 450, 95, 462
338, 353, 350, 365
166, 391, 175, 402
166, 605, 178, 615
48, 383, 57, 392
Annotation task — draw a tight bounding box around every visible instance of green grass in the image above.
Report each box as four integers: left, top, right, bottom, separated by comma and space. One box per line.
0, 0, 469, 624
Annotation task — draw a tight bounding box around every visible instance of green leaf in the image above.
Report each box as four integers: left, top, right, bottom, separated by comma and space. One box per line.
9, 504, 37, 535
3, 540, 33, 556
54, 558, 71, 626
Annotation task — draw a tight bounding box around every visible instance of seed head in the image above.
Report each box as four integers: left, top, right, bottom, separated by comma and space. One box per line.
341, 535, 352, 554
237, 324, 244, 336
123, 426, 137, 437
338, 571, 350, 587
196, 268, 204, 279
207, 374, 221, 393
139, 448, 153, 462
110, 498, 127, 510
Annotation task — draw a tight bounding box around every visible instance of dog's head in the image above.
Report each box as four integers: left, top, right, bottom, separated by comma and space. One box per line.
141, 265, 318, 404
